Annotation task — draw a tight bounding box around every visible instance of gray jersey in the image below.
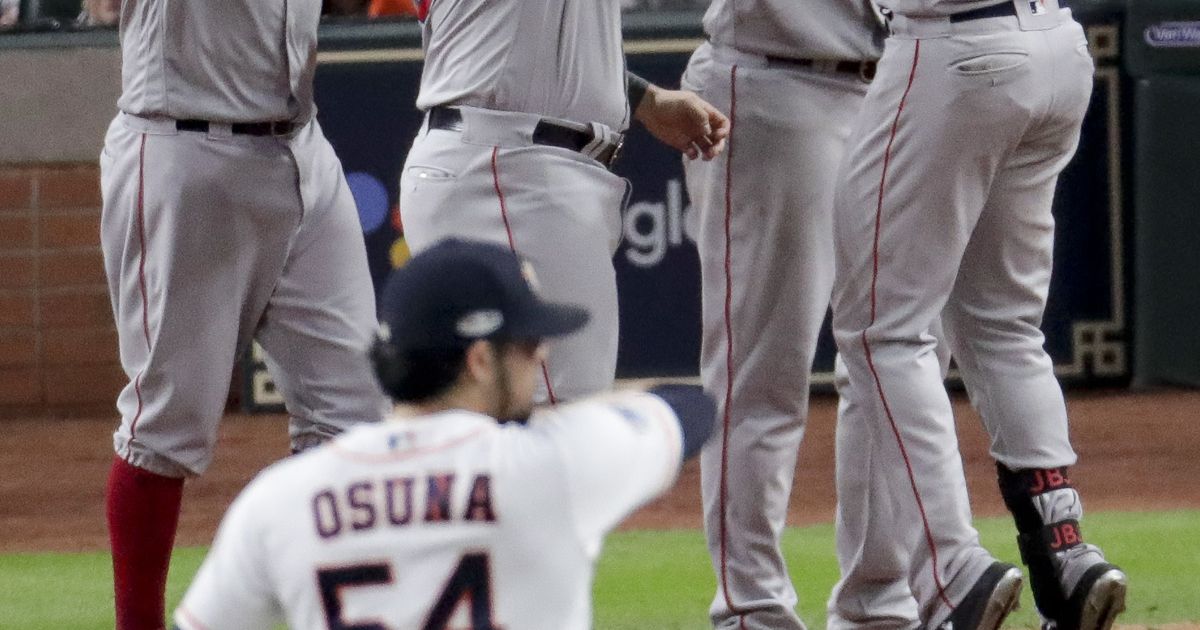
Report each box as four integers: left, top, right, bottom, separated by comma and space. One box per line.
415, 0, 629, 130
703, 0, 884, 60
116, 0, 317, 123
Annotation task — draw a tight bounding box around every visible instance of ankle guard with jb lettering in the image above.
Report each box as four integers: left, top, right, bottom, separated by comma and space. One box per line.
997, 463, 1084, 619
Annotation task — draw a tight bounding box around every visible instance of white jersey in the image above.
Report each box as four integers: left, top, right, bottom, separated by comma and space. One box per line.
414, 0, 629, 131
703, 0, 885, 60
174, 391, 683, 630
116, 0, 316, 123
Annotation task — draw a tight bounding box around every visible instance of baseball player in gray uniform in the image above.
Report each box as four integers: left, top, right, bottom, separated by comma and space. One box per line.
399, 0, 729, 404
829, 0, 1127, 629
100, 1, 387, 628
679, 1, 884, 629
172, 239, 717, 630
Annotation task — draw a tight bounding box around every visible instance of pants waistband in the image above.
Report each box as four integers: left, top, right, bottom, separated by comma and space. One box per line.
949, 1, 1018, 22
888, 0, 1067, 37
117, 112, 305, 138
425, 106, 624, 169
710, 45, 877, 82
176, 119, 299, 136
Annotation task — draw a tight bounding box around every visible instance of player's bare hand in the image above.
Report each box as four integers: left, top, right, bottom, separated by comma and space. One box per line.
634, 86, 730, 161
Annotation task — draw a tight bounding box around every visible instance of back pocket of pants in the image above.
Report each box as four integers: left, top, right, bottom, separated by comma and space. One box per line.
404, 165, 457, 181
949, 50, 1030, 76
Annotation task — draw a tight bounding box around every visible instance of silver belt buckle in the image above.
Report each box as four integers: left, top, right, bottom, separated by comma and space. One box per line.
604, 137, 625, 169
582, 122, 620, 166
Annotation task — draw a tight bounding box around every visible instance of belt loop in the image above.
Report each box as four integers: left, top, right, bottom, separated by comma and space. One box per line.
860, 60, 878, 82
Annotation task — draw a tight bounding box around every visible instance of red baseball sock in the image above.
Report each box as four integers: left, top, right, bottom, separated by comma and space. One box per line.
106, 455, 185, 630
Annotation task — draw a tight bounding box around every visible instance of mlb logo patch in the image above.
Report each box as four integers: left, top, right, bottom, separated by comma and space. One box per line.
1013, 0, 1056, 29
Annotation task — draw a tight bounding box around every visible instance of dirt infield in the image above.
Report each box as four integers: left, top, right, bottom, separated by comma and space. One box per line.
2, 389, 1198, 553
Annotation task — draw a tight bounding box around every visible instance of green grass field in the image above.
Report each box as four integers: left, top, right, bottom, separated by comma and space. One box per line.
1, 511, 1195, 629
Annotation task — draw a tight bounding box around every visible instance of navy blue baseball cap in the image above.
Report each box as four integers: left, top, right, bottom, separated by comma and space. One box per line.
378, 239, 590, 352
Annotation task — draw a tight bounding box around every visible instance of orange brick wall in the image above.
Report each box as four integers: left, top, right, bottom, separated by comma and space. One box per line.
0, 163, 125, 417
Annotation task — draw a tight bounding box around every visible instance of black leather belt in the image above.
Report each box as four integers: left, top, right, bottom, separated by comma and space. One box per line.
949, 1, 1018, 22
175, 119, 298, 136
427, 107, 623, 168
762, 57, 877, 82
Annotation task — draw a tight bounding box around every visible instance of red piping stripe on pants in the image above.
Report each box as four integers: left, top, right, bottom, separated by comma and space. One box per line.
490, 146, 558, 404
716, 64, 749, 630
860, 40, 955, 612
129, 133, 151, 442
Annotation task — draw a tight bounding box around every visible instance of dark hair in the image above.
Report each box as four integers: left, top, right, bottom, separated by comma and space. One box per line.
370, 338, 536, 404
372, 342, 469, 404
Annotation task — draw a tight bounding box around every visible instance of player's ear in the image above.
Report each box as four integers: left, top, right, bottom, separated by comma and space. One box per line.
462, 339, 497, 384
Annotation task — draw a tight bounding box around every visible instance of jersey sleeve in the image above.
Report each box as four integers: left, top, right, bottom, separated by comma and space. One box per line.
173, 474, 283, 630
536, 390, 684, 554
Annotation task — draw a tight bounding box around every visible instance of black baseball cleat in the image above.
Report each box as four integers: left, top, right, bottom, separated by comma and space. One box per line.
1040, 563, 1127, 630
933, 562, 1024, 630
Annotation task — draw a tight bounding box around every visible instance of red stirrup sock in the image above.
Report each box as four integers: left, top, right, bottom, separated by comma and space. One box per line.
106, 455, 185, 630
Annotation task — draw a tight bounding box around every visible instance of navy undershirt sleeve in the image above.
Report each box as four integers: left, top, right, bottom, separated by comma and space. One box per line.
647, 383, 716, 460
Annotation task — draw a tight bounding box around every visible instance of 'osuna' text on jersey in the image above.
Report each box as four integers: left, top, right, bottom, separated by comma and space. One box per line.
174, 392, 683, 630
703, 0, 884, 60
117, 0, 318, 123
414, 0, 629, 131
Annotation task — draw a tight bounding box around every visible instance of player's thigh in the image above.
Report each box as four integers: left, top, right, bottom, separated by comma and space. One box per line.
136, 132, 299, 362
690, 69, 864, 390
938, 79, 1081, 446
105, 125, 300, 474
832, 34, 1033, 342
500, 148, 626, 397
494, 147, 624, 291
406, 139, 624, 294
256, 131, 386, 430
728, 69, 863, 324
100, 117, 145, 317
944, 26, 1090, 342
401, 138, 624, 397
